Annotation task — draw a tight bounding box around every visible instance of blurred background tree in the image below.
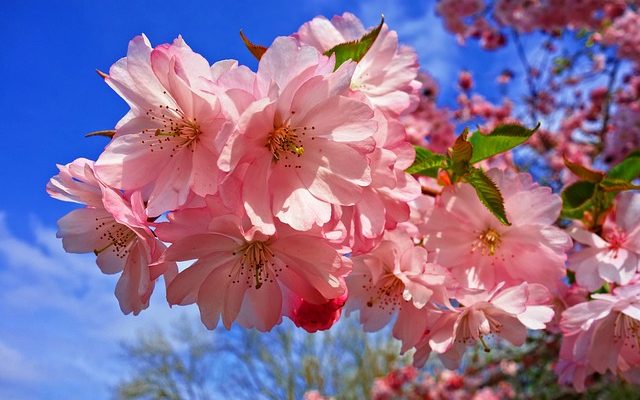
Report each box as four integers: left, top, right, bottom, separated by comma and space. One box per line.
114, 316, 408, 400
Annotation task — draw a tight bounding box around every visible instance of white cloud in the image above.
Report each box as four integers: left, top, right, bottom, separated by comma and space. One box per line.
0, 340, 40, 383
0, 212, 199, 400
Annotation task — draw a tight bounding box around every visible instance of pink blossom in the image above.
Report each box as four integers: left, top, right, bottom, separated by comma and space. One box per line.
296, 12, 421, 116
604, 103, 640, 164
397, 194, 436, 244
338, 110, 421, 255
161, 215, 349, 331
95, 35, 232, 216
559, 282, 640, 390
218, 37, 376, 234
289, 292, 347, 333
601, 10, 640, 65
400, 73, 456, 153
303, 391, 332, 400
458, 71, 474, 91
568, 191, 640, 290
346, 230, 449, 351
47, 158, 177, 315
425, 169, 572, 290
429, 282, 555, 368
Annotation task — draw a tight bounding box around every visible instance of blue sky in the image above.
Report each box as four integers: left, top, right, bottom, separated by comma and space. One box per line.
0, 1, 528, 399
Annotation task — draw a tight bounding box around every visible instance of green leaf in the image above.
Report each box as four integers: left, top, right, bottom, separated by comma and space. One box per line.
464, 168, 510, 225
600, 179, 640, 192
239, 30, 267, 60
406, 146, 446, 177
324, 16, 384, 70
468, 123, 539, 164
563, 157, 604, 183
607, 150, 640, 181
560, 181, 596, 219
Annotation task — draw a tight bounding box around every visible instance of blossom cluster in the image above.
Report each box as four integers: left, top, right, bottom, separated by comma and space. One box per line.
47, 11, 640, 394
48, 13, 421, 330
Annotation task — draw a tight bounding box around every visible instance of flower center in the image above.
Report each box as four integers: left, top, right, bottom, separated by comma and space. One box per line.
476, 228, 501, 256
365, 274, 404, 310
238, 241, 276, 289
93, 217, 137, 259
267, 124, 305, 162
606, 229, 626, 253
614, 312, 640, 349
456, 308, 503, 352
140, 104, 202, 155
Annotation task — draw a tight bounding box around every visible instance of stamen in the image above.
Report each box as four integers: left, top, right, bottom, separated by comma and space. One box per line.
238, 241, 276, 289
479, 336, 491, 352
267, 124, 305, 162
474, 228, 502, 256
92, 217, 136, 258
141, 105, 202, 154
365, 275, 403, 312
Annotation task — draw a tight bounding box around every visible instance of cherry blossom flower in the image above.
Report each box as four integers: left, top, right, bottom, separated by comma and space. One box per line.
47, 158, 177, 314
296, 12, 421, 116
338, 110, 421, 255
218, 37, 377, 233
425, 169, 572, 290
161, 214, 350, 331
288, 293, 348, 333
559, 282, 640, 390
428, 282, 554, 368
568, 191, 640, 291
346, 230, 449, 350
95, 35, 232, 216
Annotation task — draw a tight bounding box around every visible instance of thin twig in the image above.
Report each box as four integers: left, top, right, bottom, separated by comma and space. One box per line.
596, 58, 620, 155
511, 29, 539, 124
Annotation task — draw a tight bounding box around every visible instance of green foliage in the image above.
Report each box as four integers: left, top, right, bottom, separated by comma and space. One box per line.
607, 150, 640, 181
406, 123, 538, 226
324, 17, 384, 70
464, 168, 511, 225
563, 157, 604, 183
468, 123, 538, 164
560, 152, 640, 223
560, 181, 596, 219
405, 146, 446, 177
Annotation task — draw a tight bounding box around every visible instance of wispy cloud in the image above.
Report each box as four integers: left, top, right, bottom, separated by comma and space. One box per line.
0, 212, 198, 400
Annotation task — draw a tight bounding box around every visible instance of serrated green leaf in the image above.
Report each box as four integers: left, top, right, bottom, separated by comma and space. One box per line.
239, 30, 267, 60
464, 168, 510, 225
468, 123, 539, 164
560, 181, 596, 219
607, 150, 640, 181
563, 157, 604, 183
406, 146, 446, 177
324, 16, 384, 71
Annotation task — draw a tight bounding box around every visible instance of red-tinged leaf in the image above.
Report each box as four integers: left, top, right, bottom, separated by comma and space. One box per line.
563, 156, 604, 183
239, 30, 267, 61
85, 130, 115, 139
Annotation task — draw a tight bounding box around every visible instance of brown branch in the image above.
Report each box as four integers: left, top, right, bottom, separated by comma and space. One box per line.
596, 58, 620, 155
